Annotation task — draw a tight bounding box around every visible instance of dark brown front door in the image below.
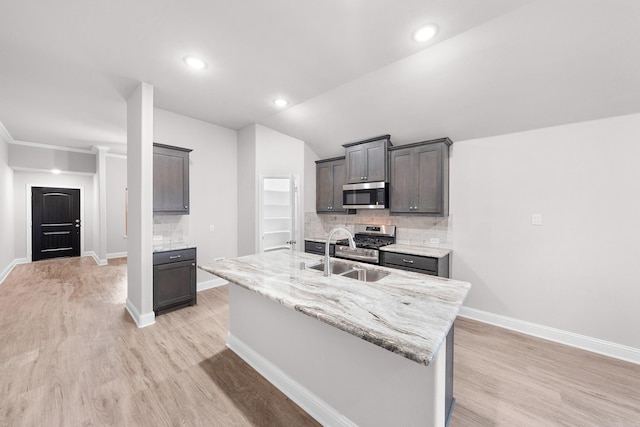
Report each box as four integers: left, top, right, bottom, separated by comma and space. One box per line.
32, 187, 81, 261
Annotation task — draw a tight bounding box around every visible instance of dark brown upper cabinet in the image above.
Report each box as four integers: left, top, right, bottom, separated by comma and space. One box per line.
389, 138, 452, 216
343, 135, 392, 184
153, 143, 192, 215
316, 156, 352, 213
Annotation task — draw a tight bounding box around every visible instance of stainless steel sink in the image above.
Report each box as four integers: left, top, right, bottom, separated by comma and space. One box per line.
340, 268, 390, 282
307, 261, 353, 275
305, 261, 390, 282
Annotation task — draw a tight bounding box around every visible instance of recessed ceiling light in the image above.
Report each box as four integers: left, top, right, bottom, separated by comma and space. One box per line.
413, 24, 438, 42
184, 56, 207, 69
273, 98, 289, 107
51, 169, 61, 174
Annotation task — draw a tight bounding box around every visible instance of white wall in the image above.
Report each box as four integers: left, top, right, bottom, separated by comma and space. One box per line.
0, 131, 15, 277
255, 124, 306, 252
8, 143, 96, 174
451, 113, 640, 349
237, 124, 257, 256
12, 171, 95, 259
237, 124, 307, 255
106, 155, 127, 256
153, 108, 238, 284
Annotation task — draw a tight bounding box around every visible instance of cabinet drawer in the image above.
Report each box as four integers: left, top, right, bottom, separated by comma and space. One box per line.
383, 252, 437, 272
304, 241, 334, 256
153, 248, 196, 265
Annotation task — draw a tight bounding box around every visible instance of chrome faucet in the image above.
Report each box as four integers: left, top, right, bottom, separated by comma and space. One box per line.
325, 227, 356, 277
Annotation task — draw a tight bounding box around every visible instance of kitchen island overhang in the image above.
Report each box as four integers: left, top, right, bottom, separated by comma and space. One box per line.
199, 251, 470, 426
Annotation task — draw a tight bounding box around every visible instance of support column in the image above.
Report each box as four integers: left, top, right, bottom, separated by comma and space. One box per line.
126, 82, 155, 328
93, 145, 109, 265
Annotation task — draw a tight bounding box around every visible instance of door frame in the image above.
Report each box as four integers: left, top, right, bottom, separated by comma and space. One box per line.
26, 184, 85, 263
257, 175, 301, 254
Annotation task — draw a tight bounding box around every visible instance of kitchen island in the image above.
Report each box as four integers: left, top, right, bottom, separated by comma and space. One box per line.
199, 251, 470, 427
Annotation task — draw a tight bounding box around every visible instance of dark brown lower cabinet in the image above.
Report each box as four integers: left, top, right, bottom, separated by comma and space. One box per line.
153, 248, 197, 315
304, 240, 335, 256
381, 251, 450, 278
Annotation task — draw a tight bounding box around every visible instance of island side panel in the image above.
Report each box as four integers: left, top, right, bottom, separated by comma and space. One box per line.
227, 283, 447, 427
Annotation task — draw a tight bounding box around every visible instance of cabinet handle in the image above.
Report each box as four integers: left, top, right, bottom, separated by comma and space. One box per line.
402, 259, 414, 264
364, 176, 367, 180
360, 176, 364, 180
191, 263, 195, 266
184, 205, 188, 209
315, 245, 322, 250
170, 255, 181, 259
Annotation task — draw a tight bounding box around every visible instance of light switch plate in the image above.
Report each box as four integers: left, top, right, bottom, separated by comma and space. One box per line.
209, 225, 215, 232
532, 214, 542, 225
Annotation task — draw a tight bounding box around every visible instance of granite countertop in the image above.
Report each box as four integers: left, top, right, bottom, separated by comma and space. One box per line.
153, 242, 196, 253
199, 251, 470, 366
380, 244, 451, 259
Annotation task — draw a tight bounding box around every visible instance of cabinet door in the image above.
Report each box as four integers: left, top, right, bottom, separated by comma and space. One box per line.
389, 148, 413, 213
364, 140, 387, 182
414, 144, 442, 214
331, 161, 347, 211
345, 145, 365, 183
153, 259, 196, 311
153, 145, 190, 215
316, 162, 334, 212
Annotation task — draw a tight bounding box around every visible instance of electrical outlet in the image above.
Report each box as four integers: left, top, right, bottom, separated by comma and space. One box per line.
429, 237, 440, 244
532, 214, 542, 226
209, 224, 215, 232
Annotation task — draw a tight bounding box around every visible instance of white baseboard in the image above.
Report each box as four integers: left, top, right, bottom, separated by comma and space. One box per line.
107, 252, 127, 259
83, 251, 108, 266
197, 277, 228, 292
125, 298, 155, 328
459, 306, 640, 365
0, 258, 28, 285
227, 333, 357, 427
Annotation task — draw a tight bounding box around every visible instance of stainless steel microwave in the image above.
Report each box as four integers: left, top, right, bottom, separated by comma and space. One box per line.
342, 182, 388, 209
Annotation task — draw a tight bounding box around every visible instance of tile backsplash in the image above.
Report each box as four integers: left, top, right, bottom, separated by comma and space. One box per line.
153, 215, 189, 246
305, 210, 452, 249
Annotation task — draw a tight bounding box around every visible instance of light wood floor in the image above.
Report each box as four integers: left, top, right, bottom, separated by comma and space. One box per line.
1, 257, 638, 426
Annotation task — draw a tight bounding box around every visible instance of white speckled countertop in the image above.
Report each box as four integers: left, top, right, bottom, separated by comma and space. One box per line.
153, 243, 196, 253
199, 251, 470, 366
380, 244, 451, 259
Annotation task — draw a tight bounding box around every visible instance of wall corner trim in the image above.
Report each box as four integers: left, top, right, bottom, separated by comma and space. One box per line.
0, 258, 28, 285
107, 252, 127, 260
125, 298, 155, 328
227, 332, 357, 427
458, 306, 640, 366
84, 251, 108, 266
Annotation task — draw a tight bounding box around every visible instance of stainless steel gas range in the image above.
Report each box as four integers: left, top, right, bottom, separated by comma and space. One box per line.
335, 224, 396, 264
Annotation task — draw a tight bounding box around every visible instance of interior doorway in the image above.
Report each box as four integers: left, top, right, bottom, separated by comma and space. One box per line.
31, 187, 81, 261
258, 175, 300, 253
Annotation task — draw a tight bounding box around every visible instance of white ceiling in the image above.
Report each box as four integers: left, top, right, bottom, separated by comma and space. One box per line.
1, 0, 639, 157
